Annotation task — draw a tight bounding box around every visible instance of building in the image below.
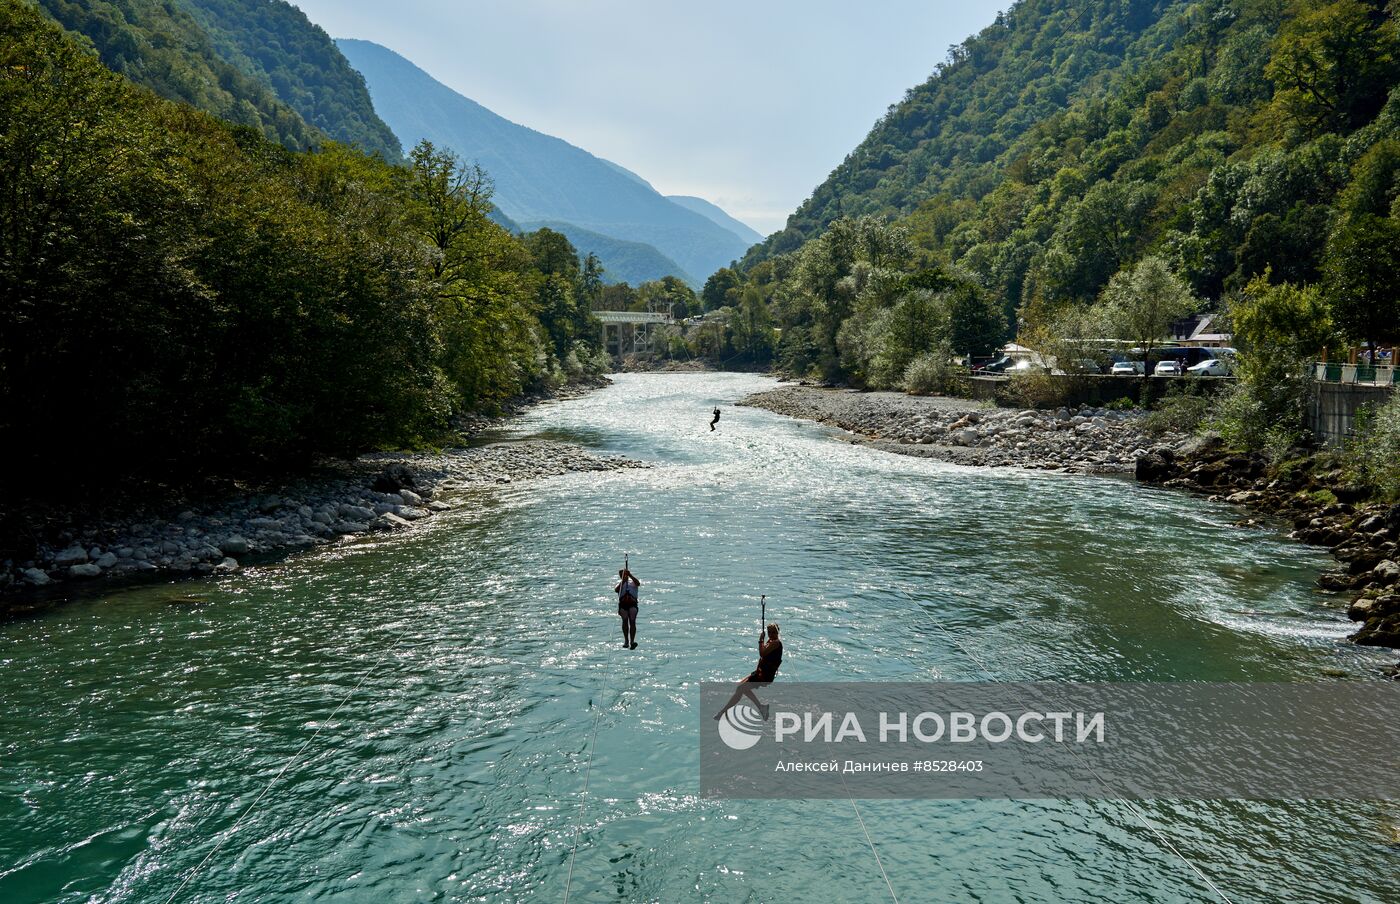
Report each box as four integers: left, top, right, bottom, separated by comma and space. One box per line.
1168, 313, 1232, 348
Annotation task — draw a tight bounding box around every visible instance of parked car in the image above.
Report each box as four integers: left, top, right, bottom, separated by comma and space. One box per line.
1187, 358, 1231, 377
975, 355, 1014, 374
1153, 359, 1185, 376
1110, 360, 1145, 375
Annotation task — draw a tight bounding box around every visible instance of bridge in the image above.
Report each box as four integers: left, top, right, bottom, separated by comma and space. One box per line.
595, 310, 673, 358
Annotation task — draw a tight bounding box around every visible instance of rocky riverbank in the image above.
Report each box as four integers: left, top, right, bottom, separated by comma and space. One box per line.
1135, 439, 1400, 654
2, 440, 645, 610
740, 386, 1186, 474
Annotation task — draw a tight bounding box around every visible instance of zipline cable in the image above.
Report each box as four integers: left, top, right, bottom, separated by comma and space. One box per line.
844, 778, 900, 904
779, 632, 898, 904
164, 624, 405, 904
562, 662, 610, 904
563, 554, 631, 902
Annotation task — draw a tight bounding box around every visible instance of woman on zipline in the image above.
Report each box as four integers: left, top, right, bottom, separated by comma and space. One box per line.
714, 622, 782, 721
615, 565, 641, 649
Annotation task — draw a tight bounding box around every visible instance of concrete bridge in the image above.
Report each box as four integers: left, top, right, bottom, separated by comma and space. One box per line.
596, 310, 672, 358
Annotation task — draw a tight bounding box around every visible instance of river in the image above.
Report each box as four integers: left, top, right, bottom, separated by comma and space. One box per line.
2, 373, 1396, 903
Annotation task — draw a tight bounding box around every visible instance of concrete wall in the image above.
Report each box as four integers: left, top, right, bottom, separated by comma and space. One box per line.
961, 374, 1231, 408
1309, 382, 1397, 448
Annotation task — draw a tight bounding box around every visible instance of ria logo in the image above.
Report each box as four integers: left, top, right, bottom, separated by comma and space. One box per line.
716, 704, 766, 750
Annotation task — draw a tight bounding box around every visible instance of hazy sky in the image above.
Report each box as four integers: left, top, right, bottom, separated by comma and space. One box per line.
292, 1, 1003, 235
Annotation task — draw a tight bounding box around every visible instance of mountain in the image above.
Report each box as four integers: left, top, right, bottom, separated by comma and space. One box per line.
176, 0, 402, 159
335, 39, 750, 282
666, 195, 764, 246
742, 0, 1193, 269
739, 0, 1400, 383
30, 0, 319, 150
520, 221, 696, 286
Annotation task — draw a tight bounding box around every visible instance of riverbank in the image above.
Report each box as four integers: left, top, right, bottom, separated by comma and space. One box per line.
739, 385, 1186, 474
742, 383, 1399, 670
1, 377, 642, 613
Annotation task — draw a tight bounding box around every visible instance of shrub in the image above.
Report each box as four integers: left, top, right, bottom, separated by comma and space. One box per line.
901, 346, 960, 395
1348, 394, 1400, 498
1143, 391, 1212, 435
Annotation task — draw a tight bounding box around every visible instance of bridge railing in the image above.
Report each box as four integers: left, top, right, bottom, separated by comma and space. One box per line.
1313, 362, 1397, 386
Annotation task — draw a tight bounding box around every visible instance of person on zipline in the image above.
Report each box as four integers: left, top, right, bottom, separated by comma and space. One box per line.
714, 623, 782, 721
615, 566, 641, 649
709, 407, 721, 431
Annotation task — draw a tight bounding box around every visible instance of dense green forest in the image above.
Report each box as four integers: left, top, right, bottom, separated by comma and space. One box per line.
725, 0, 1400, 389
178, 0, 402, 159
0, 1, 605, 504
28, 0, 319, 150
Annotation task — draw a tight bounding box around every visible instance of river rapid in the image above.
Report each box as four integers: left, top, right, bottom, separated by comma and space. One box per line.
2, 373, 1396, 903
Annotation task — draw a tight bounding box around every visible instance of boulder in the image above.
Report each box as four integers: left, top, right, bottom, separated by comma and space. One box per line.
1373, 560, 1400, 585
371, 512, 413, 531
94, 552, 118, 568
372, 463, 416, 493
333, 520, 369, 534
339, 504, 377, 522
68, 563, 101, 578
214, 557, 240, 574
1177, 431, 1224, 457
21, 567, 50, 586
220, 536, 250, 556
399, 489, 424, 506
54, 545, 88, 566
1135, 453, 1174, 482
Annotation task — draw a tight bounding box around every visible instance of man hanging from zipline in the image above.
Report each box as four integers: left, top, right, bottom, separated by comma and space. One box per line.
714, 622, 782, 721
615, 562, 640, 650
709, 407, 721, 431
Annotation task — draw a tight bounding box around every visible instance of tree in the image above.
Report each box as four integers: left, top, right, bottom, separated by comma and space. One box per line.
730, 285, 774, 361
701, 267, 740, 312
1265, 0, 1398, 137
1229, 274, 1337, 359
1095, 256, 1199, 367
1324, 213, 1400, 352
943, 280, 1007, 357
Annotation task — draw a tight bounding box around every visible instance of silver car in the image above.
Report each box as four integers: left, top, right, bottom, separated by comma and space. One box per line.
1187, 358, 1231, 376
1153, 359, 1185, 376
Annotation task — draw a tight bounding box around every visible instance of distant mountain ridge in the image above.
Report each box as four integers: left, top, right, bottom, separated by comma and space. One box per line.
666, 195, 763, 245
336, 38, 752, 283
520, 221, 696, 286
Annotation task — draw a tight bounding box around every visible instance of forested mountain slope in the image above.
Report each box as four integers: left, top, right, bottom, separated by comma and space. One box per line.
744, 0, 1187, 267
730, 0, 1399, 387
337, 38, 752, 282
176, 0, 401, 159
29, 0, 319, 149
1, 0, 606, 500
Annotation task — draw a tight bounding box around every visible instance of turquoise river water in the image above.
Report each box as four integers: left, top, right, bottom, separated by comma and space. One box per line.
2, 373, 1397, 903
